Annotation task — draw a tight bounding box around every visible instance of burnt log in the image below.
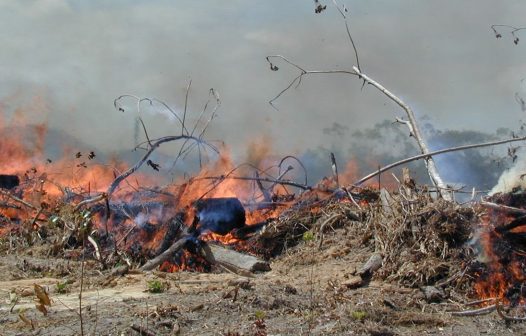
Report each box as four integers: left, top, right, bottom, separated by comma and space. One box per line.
0, 175, 19, 190
192, 197, 246, 235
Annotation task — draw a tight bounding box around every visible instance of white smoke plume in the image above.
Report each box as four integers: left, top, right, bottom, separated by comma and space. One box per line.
490, 156, 526, 194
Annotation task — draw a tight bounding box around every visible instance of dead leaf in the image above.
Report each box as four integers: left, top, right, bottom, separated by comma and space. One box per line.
34, 284, 51, 306
35, 304, 48, 316
18, 310, 34, 329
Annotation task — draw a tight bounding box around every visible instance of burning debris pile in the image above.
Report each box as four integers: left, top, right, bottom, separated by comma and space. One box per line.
465, 191, 526, 320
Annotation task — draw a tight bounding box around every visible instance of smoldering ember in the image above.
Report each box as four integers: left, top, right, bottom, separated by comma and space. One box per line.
2, 3, 526, 336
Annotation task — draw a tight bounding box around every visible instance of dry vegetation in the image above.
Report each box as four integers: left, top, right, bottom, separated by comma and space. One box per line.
2, 181, 526, 336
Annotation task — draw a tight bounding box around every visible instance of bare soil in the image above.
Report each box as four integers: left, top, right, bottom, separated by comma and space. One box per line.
1, 227, 525, 336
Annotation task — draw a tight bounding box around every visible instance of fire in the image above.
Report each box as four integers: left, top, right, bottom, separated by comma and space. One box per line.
0, 111, 375, 273
474, 203, 526, 305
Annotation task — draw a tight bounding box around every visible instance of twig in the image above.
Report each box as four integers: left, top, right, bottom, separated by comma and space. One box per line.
0, 202, 20, 209
140, 229, 190, 271
182, 79, 192, 134
330, 152, 339, 188
194, 175, 311, 191
480, 200, 526, 216
136, 117, 152, 147
354, 136, 526, 186
106, 135, 206, 197
87, 235, 102, 262
343, 187, 362, 210
270, 165, 295, 192
171, 88, 220, 172
0, 189, 37, 210
496, 300, 526, 322
29, 207, 45, 229
491, 24, 526, 44
278, 155, 308, 186
463, 298, 497, 307
114, 95, 188, 134
331, 0, 361, 72
450, 304, 497, 316
73, 193, 107, 213
266, 55, 357, 109
318, 213, 342, 249
255, 171, 272, 203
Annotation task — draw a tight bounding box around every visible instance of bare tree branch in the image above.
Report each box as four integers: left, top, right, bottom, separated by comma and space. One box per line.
354, 135, 526, 186
266, 55, 357, 109
107, 135, 207, 197
351, 66, 451, 199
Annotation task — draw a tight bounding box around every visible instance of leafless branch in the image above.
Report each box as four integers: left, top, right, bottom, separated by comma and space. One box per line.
278, 155, 308, 186
195, 175, 311, 191
491, 24, 526, 44
450, 304, 497, 316
354, 135, 526, 186
107, 135, 208, 197
182, 79, 192, 134
266, 55, 357, 109
170, 88, 221, 172
351, 66, 451, 199
0, 189, 37, 210
496, 300, 526, 321
331, 0, 361, 71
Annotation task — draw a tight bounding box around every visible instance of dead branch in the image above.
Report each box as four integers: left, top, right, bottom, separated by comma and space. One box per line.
73, 193, 107, 213
450, 304, 497, 316
331, 0, 361, 71
254, 171, 272, 203
354, 135, 526, 187
0, 202, 20, 209
463, 298, 497, 307
480, 200, 526, 216
491, 24, 526, 44
266, 55, 357, 109
171, 88, 221, 171
114, 95, 188, 135
194, 175, 311, 191
351, 66, 450, 200
107, 135, 206, 197
277, 155, 307, 186
496, 300, 526, 322
330, 152, 339, 188
265, 54, 450, 198
87, 235, 102, 262
140, 229, 190, 271
318, 213, 343, 249
0, 189, 37, 210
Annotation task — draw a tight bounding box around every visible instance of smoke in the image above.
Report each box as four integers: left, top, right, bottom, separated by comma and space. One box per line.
490, 151, 526, 194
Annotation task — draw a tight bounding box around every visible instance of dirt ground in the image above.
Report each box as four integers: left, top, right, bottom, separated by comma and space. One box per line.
1, 226, 526, 336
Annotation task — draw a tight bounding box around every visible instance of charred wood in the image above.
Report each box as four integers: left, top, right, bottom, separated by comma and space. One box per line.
0, 174, 19, 190
192, 197, 246, 236
140, 229, 191, 271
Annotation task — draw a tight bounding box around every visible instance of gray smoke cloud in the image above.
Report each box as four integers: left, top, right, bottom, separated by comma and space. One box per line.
1, 1, 525, 178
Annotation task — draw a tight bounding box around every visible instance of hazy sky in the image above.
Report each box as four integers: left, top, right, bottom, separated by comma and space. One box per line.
1, 0, 526, 162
